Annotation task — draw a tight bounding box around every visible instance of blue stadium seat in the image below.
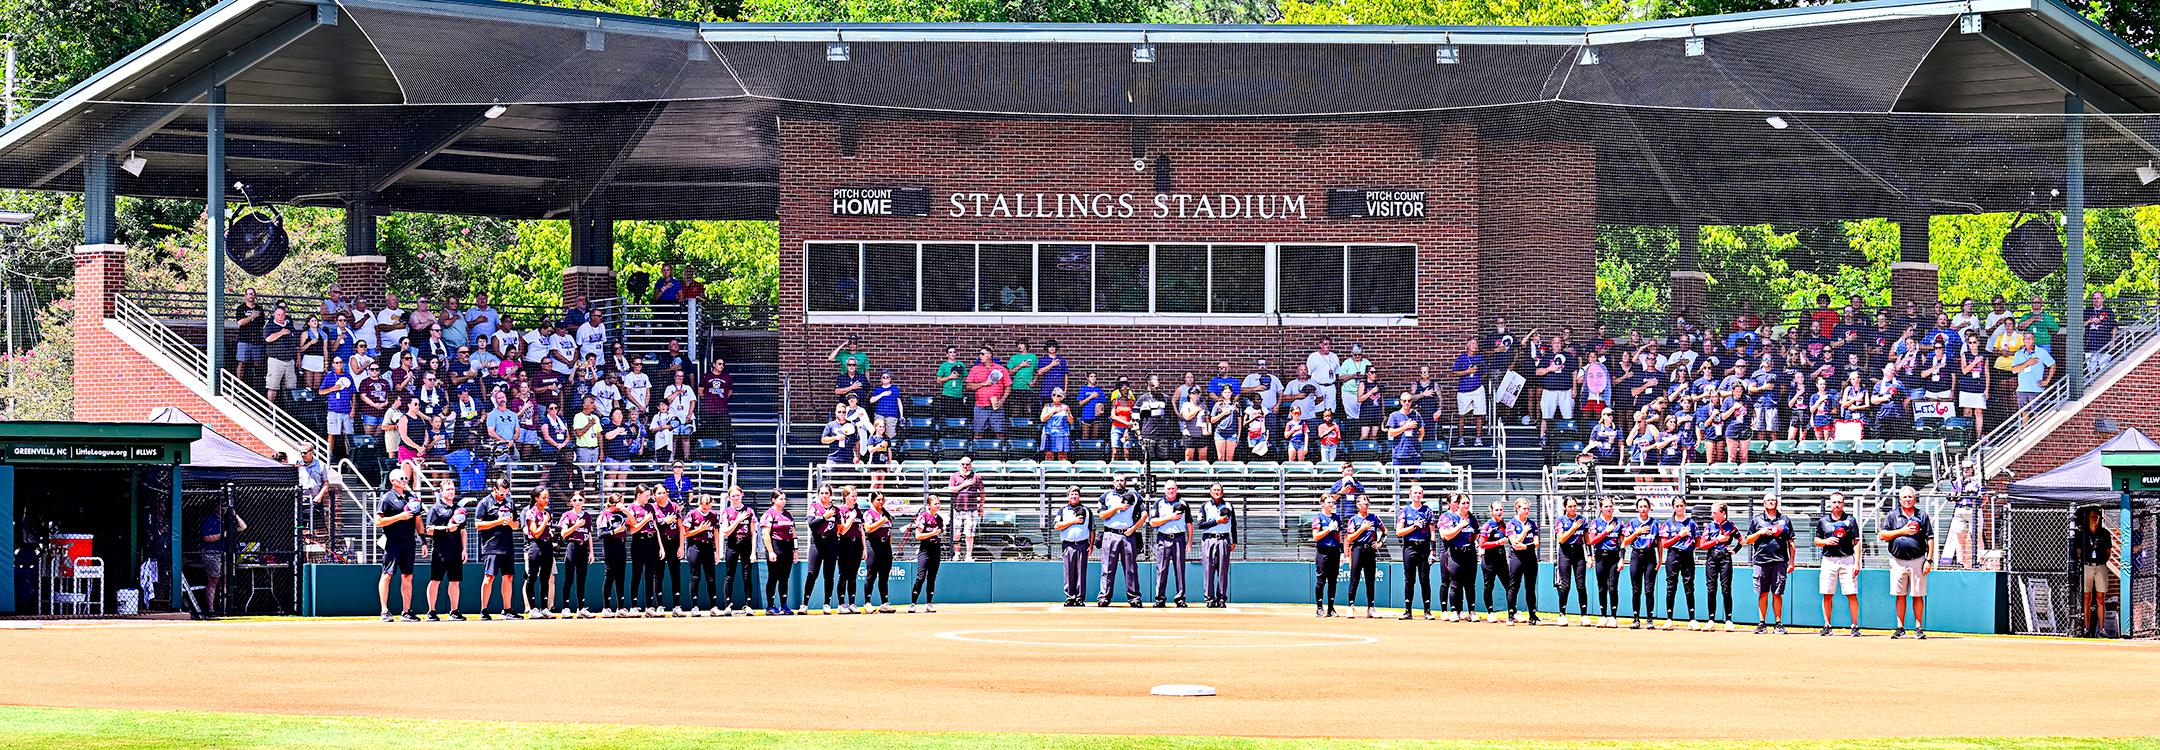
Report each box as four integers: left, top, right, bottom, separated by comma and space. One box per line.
1008, 437, 1040, 456
899, 438, 934, 461
939, 417, 971, 435
908, 395, 936, 409
935, 438, 970, 460
1348, 440, 1382, 460
970, 438, 1006, 458
904, 416, 936, 435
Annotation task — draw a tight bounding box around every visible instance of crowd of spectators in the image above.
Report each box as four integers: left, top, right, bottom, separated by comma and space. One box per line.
813, 292, 2134, 470
242, 281, 733, 486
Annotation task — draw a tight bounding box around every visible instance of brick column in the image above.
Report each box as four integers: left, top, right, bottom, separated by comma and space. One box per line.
333, 255, 389, 308
73, 244, 127, 411
1669, 271, 1709, 320
562, 266, 616, 306
1889, 215, 1938, 307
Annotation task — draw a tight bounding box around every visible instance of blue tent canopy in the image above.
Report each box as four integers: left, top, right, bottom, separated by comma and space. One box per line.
2006, 427, 2159, 506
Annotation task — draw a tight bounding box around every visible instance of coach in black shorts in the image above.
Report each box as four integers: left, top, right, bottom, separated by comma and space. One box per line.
375, 475, 421, 622
1745, 492, 1796, 634
474, 480, 521, 620
423, 481, 468, 621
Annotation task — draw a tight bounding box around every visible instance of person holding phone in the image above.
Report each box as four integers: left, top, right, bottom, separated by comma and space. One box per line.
1745, 492, 1796, 634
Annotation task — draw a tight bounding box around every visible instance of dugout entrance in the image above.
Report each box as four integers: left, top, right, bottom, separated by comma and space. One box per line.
0, 422, 196, 617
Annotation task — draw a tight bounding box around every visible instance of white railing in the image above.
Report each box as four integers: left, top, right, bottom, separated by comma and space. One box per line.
1972, 299, 2160, 479
111, 294, 328, 457
591, 296, 698, 365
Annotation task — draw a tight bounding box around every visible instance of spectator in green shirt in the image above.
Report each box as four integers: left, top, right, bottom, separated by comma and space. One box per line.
831, 335, 869, 374
935, 345, 967, 421
2021, 293, 2060, 360
1007, 339, 1040, 423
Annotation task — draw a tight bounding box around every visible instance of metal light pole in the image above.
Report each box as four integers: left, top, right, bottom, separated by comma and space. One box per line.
0, 210, 33, 419
206, 86, 227, 395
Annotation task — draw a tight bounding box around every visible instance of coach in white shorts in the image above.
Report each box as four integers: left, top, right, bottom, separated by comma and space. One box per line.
1878, 486, 1934, 639
1813, 491, 1863, 637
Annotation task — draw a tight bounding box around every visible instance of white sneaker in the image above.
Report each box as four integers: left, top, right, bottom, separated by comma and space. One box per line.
601, 608, 615, 618
926, 604, 936, 613
708, 608, 722, 617
906, 604, 918, 613
1724, 621, 1735, 632
1557, 615, 1570, 627
1688, 620, 1701, 631
675, 607, 686, 617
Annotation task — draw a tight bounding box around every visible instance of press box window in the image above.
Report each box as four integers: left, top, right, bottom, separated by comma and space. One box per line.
1279, 244, 1415, 315
806, 242, 860, 312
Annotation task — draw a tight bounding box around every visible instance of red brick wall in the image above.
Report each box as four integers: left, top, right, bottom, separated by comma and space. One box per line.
1477, 140, 1597, 332
333, 255, 388, 308
73, 245, 279, 457
2006, 348, 2160, 478
775, 118, 1594, 419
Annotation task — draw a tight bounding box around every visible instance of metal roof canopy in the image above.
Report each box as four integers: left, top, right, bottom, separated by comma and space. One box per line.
2, 0, 2159, 223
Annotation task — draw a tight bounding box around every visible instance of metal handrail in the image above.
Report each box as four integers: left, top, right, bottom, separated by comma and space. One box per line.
1972, 298, 2160, 478
334, 457, 380, 565
120, 289, 565, 330
1600, 297, 2160, 342
111, 294, 328, 457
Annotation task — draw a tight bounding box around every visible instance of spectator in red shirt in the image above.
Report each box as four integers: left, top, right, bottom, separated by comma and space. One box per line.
965, 345, 1010, 441
1810, 294, 1841, 341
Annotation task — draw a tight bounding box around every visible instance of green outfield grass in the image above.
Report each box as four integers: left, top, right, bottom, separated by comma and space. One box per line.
0, 707, 2152, 750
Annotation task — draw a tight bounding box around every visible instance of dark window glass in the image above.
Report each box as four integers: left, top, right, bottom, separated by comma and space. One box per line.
1155, 244, 1207, 313
1279, 244, 1344, 314
921, 243, 975, 313
862, 243, 917, 312
978, 243, 1033, 312
1210, 244, 1264, 313
1349, 244, 1416, 315
1095, 244, 1150, 313
1037, 244, 1091, 313
807, 243, 860, 312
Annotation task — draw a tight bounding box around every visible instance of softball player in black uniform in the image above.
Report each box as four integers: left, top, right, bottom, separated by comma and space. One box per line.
1310, 496, 1341, 618
1552, 497, 1588, 626
804, 485, 842, 614
1438, 496, 1477, 622
1621, 498, 1658, 628
520, 488, 556, 619
764, 491, 799, 615
597, 493, 629, 616
557, 492, 592, 617
1659, 499, 1700, 630
835, 488, 865, 614
1588, 497, 1624, 627
863, 493, 897, 613
654, 487, 686, 615
1477, 501, 1509, 622
1343, 496, 1383, 618
683, 493, 719, 614
1701, 501, 1740, 631
908, 495, 945, 612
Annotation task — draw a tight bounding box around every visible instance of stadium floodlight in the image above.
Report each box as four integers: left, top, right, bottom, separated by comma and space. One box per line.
120, 151, 148, 176
1765, 116, 1789, 129
1132, 43, 1156, 63
2138, 164, 2159, 185
483, 104, 508, 119
826, 42, 849, 62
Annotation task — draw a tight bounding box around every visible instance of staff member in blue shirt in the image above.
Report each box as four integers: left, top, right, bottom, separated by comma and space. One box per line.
1394, 485, 1435, 620
1621, 498, 1659, 628
1552, 496, 1588, 626
1149, 481, 1192, 607
1055, 487, 1093, 607
1096, 475, 1144, 608
1477, 501, 1511, 622
1744, 492, 1796, 634
1343, 496, 1383, 618
1588, 497, 1624, 628
1699, 501, 1740, 631
1658, 499, 1699, 630
1198, 484, 1236, 608
1505, 497, 1541, 626
1437, 495, 1478, 621
1311, 495, 1342, 618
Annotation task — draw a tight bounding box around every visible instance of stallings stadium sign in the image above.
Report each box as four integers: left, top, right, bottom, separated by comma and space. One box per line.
831, 186, 1425, 220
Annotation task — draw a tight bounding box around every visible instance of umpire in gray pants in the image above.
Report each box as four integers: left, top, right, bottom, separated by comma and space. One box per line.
1150, 481, 1191, 607
1054, 487, 1093, 606
1096, 474, 1143, 607
1198, 483, 1236, 607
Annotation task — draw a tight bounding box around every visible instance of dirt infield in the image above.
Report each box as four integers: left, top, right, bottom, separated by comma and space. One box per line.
0, 605, 2154, 741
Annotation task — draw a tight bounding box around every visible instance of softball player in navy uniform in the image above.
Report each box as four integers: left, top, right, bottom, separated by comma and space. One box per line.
1477, 501, 1510, 622
625, 488, 659, 616
1505, 497, 1540, 626
763, 491, 798, 615
422, 481, 467, 621
1395, 485, 1434, 620
1438, 496, 1477, 621
862, 492, 896, 613
558, 492, 593, 617
597, 493, 629, 616
805, 485, 841, 614
1699, 501, 1740, 631
1744, 492, 1795, 634
1311, 496, 1342, 618
1814, 491, 1862, 636
1621, 498, 1658, 628
1149, 481, 1191, 608
1344, 496, 1383, 618
1055, 487, 1093, 606
375, 474, 421, 622
683, 493, 720, 615
1096, 475, 1143, 608
1199, 484, 1235, 608
721, 486, 759, 614
907, 495, 945, 612
1588, 497, 1624, 627
520, 488, 556, 618
475, 480, 521, 620
1552, 497, 1588, 625
1658, 499, 1699, 630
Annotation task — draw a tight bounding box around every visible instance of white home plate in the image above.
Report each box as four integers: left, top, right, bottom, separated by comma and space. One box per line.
1152, 684, 1217, 697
